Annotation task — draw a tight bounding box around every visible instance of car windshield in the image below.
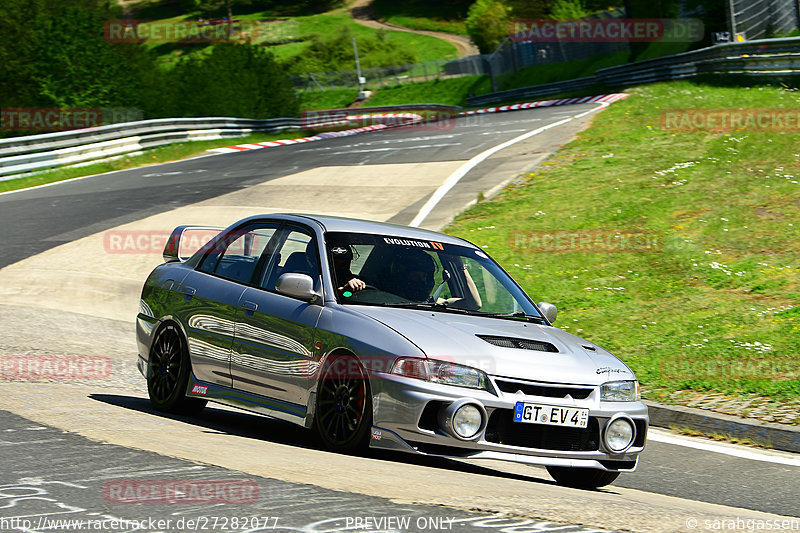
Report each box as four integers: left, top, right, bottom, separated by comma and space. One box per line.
325, 232, 542, 319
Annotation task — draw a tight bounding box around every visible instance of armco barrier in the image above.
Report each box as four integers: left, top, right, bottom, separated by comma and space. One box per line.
0, 104, 458, 179
468, 36, 800, 107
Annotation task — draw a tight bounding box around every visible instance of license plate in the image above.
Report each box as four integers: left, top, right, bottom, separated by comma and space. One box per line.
513, 402, 589, 428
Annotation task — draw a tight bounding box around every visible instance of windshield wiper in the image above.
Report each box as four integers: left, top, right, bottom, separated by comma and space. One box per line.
477, 312, 548, 323
381, 301, 472, 314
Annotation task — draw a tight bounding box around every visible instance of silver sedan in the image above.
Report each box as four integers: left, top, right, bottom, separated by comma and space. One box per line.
136, 213, 648, 489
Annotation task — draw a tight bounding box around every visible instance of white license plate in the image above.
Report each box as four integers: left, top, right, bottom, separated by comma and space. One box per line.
513, 402, 589, 428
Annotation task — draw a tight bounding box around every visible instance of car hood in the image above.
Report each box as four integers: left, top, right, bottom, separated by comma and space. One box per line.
352, 306, 635, 386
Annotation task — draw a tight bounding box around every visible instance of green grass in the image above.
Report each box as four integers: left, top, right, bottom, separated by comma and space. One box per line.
298, 88, 360, 110
0, 130, 321, 193
372, 0, 468, 35
141, 12, 458, 70
445, 80, 800, 403
364, 76, 491, 107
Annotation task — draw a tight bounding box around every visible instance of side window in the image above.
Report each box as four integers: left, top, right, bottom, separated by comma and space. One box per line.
259, 228, 320, 291
198, 226, 277, 284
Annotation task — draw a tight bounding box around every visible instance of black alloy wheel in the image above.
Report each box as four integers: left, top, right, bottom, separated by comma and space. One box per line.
314, 354, 372, 452
147, 323, 206, 414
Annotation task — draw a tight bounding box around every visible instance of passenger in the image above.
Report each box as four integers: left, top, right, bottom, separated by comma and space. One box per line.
390, 249, 436, 301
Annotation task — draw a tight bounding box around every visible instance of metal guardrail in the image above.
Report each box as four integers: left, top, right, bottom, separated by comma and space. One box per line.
467, 37, 800, 107
0, 117, 303, 178
0, 104, 459, 179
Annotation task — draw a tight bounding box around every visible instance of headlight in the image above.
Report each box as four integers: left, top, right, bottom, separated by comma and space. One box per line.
600, 380, 640, 402
391, 358, 491, 391
604, 416, 636, 453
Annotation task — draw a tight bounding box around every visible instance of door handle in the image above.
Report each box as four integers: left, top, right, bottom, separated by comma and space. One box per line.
242, 301, 258, 313
183, 286, 196, 300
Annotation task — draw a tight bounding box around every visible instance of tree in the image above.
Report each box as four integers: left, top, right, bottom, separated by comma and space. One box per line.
550, 0, 588, 21
164, 43, 298, 118
466, 0, 512, 54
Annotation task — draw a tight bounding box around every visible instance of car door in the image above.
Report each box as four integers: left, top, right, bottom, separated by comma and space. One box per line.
230, 225, 323, 408
180, 223, 280, 387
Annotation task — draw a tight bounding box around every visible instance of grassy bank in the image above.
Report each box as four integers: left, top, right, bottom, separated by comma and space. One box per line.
371, 0, 468, 35
144, 12, 458, 69
445, 80, 800, 409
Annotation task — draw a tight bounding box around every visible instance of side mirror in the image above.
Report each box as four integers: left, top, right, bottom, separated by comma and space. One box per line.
276, 273, 320, 303
537, 302, 558, 324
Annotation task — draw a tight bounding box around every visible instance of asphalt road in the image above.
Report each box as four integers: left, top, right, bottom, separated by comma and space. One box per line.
0, 409, 612, 533
0, 105, 798, 531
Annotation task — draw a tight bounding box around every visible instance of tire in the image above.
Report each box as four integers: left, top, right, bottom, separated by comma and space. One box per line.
147, 323, 207, 415
313, 354, 372, 453
546, 466, 620, 489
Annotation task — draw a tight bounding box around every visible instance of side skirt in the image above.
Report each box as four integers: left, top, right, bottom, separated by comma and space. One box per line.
185, 373, 314, 428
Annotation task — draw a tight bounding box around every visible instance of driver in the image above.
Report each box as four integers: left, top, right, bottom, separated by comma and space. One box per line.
329, 242, 366, 293
390, 249, 436, 302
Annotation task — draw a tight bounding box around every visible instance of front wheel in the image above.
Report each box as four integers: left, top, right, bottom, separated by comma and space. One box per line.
147, 323, 207, 415
546, 466, 620, 489
313, 354, 372, 453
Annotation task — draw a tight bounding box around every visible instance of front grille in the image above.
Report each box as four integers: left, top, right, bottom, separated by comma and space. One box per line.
477, 335, 558, 352
495, 379, 594, 400
484, 408, 599, 451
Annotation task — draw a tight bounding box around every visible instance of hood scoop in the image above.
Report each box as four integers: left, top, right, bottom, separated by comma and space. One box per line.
476, 335, 558, 353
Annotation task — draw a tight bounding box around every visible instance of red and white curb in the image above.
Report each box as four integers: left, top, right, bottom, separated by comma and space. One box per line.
208, 95, 628, 154
208, 124, 390, 153
459, 93, 629, 115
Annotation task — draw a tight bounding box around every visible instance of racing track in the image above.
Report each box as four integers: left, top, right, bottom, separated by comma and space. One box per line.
0, 104, 798, 532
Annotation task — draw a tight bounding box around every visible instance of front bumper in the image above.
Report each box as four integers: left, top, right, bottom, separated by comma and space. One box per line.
369, 373, 648, 472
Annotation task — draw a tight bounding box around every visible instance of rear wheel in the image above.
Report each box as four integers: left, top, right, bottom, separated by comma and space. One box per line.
147, 323, 207, 414
546, 466, 620, 489
314, 354, 372, 453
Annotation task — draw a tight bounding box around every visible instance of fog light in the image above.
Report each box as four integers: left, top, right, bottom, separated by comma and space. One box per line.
604, 416, 635, 453
452, 404, 482, 439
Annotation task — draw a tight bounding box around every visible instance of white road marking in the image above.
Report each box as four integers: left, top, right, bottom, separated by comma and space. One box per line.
330, 143, 461, 155
409, 103, 609, 227
648, 428, 800, 467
